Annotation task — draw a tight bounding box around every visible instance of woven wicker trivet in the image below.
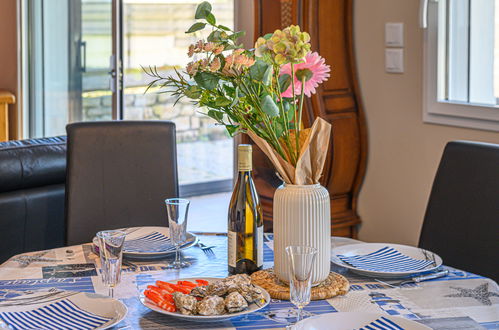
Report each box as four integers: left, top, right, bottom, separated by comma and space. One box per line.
251, 269, 349, 300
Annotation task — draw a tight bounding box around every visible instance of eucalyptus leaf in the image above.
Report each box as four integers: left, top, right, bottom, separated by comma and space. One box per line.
206, 13, 216, 25
184, 85, 202, 99
186, 22, 206, 33
195, 1, 212, 19
249, 60, 272, 85
278, 74, 291, 93
229, 31, 246, 41
207, 31, 221, 42
260, 95, 279, 117
215, 96, 231, 107
218, 24, 231, 31
274, 122, 284, 138
194, 72, 219, 90
225, 125, 239, 137
230, 86, 240, 107
207, 109, 224, 121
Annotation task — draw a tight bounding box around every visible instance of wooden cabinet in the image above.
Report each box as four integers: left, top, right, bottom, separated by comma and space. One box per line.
240, 0, 367, 238
0, 91, 15, 142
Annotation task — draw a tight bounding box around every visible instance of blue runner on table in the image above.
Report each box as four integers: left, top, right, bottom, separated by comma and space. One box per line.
358, 316, 404, 330
0, 299, 111, 330
338, 246, 434, 272
124, 231, 174, 253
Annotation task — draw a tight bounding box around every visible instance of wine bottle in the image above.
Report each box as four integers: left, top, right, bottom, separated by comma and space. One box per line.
228, 144, 264, 275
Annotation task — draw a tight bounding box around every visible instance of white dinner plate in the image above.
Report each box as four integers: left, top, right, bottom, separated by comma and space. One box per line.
0, 291, 127, 330
331, 243, 442, 278
292, 312, 431, 330
139, 277, 270, 322
92, 226, 198, 260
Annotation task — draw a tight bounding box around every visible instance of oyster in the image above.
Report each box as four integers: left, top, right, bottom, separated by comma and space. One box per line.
224, 274, 252, 293
196, 296, 225, 316
205, 280, 229, 296
224, 291, 248, 313
190, 285, 208, 298
172, 292, 197, 315
237, 284, 265, 304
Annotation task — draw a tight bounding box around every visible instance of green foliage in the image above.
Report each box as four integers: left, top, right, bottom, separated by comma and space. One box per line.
195, 2, 212, 19
143, 1, 323, 166
194, 72, 219, 90
260, 95, 279, 117
278, 74, 291, 93
206, 13, 216, 25
249, 60, 272, 85
186, 22, 206, 33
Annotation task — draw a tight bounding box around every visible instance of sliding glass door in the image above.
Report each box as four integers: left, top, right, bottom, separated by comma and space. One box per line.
22, 0, 234, 196
23, 0, 117, 137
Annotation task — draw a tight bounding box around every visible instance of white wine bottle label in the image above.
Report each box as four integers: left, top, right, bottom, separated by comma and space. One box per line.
228, 230, 237, 268
257, 226, 263, 267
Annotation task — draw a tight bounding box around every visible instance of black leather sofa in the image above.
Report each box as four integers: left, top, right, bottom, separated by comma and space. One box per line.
0, 137, 66, 263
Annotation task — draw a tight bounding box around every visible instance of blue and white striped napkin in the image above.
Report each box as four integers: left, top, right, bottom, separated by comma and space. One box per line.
358, 316, 404, 330
0, 299, 111, 330
338, 246, 434, 272
124, 231, 174, 253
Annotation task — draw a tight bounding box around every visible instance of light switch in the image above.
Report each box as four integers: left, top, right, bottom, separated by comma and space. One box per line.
385, 22, 404, 47
385, 49, 404, 73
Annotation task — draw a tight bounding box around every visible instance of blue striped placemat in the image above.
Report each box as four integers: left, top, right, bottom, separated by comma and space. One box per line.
338, 246, 434, 272
124, 231, 174, 253
0, 299, 111, 330
358, 316, 404, 329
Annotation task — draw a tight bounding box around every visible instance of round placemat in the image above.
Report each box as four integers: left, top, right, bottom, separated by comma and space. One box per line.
250, 269, 349, 300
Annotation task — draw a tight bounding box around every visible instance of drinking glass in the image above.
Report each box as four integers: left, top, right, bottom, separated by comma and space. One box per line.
97, 230, 126, 298
286, 245, 318, 324
165, 198, 190, 269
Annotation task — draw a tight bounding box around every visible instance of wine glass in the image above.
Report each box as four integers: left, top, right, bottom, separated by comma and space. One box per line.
286, 245, 318, 325
96, 230, 126, 298
165, 198, 190, 269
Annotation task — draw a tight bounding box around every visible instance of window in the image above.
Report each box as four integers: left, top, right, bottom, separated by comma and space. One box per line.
21, 0, 235, 196
423, 0, 499, 131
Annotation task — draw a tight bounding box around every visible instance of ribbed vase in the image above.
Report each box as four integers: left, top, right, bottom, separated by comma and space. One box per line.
273, 183, 331, 285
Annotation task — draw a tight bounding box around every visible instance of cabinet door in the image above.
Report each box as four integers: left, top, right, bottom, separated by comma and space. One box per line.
240, 0, 367, 238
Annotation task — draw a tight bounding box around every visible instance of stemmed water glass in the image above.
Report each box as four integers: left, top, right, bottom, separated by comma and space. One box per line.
286, 245, 318, 325
96, 230, 126, 298
165, 198, 190, 269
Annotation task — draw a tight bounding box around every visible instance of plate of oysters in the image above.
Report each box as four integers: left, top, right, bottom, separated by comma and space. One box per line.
139, 274, 270, 322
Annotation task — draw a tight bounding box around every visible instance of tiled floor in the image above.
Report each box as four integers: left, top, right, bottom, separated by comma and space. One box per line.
187, 192, 231, 233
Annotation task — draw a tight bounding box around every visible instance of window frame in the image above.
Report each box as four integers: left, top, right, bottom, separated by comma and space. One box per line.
423, 0, 499, 132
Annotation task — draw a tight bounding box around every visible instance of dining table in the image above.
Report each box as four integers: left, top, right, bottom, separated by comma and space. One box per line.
0, 233, 497, 330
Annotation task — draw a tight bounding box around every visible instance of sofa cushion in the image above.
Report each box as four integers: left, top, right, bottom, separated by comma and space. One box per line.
0, 136, 66, 193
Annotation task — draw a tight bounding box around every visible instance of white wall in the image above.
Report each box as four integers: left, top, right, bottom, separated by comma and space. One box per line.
354, 0, 499, 246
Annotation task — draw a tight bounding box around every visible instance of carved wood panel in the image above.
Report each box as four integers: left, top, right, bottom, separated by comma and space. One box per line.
240, 0, 367, 238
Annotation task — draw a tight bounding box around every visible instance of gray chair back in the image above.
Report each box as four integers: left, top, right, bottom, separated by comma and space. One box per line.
65, 121, 178, 245
419, 141, 499, 281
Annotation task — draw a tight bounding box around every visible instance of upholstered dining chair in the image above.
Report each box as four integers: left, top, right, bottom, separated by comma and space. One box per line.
65, 121, 178, 245
418, 141, 499, 281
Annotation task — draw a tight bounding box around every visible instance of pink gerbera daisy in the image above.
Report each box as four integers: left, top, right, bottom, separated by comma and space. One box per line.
280, 52, 330, 97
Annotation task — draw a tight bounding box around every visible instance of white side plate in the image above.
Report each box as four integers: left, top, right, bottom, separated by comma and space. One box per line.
292, 312, 431, 330
331, 243, 443, 278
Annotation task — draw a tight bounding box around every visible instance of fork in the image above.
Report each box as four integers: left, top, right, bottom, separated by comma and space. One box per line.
375, 270, 449, 288
0, 289, 78, 307
197, 241, 216, 256
420, 248, 437, 267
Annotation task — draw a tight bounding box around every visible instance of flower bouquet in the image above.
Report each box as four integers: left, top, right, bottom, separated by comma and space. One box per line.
145, 1, 332, 185
146, 1, 333, 284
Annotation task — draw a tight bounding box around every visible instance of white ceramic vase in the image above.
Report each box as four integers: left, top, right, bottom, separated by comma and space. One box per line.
273, 183, 331, 285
